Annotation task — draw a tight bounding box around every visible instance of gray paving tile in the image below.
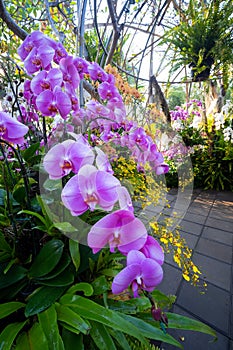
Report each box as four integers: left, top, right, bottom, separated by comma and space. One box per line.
215, 192, 233, 202
158, 263, 182, 296
202, 227, 233, 246
205, 217, 233, 233
179, 220, 203, 236
230, 340, 233, 350
183, 212, 207, 224
230, 295, 233, 339
179, 231, 199, 249
161, 306, 229, 350
209, 208, 233, 223
187, 204, 211, 216
176, 281, 231, 333
192, 252, 232, 291
196, 238, 232, 264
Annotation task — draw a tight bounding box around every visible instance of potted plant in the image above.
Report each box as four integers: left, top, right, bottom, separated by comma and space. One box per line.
163, 0, 233, 82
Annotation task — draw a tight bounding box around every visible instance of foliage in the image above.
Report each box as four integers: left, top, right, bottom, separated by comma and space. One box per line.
163, 0, 233, 82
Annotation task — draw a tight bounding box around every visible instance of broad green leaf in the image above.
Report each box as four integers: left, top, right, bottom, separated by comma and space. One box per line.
53, 222, 77, 233
66, 282, 94, 297
43, 178, 62, 192
0, 264, 27, 289
36, 253, 71, 280
69, 239, 80, 271
22, 142, 40, 162
60, 295, 147, 344
0, 251, 11, 263
0, 302, 25, 319
166, 312, 217, 338
119, 313, 182, 348
61, 329, 84, 350
0, 321, 27, 350
108, 329, 131, 350
56, 304, 90, 335
38, 305, 64, 350
37, 269, 74, 287
59, 322, 81, 336
15, 323, 49, 350
18, 210, 47, 227
25, 286, 67, 317
89, 321, 117, 350
92, 276, 109, 295
0, 279, 28, 301
29, 239, 64, 278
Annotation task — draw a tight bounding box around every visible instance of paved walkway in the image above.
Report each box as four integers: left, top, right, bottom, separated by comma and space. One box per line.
157, 189, 233, 350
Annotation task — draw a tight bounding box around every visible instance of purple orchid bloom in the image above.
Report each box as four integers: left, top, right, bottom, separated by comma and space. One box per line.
88, 210, 147, 254
53, 42, 68, 64
86, 100, 110, 117
88, 62, 108, 82
73, 57, 89, 79
140, 236, 164, 265
59, 56, 80, 89
36, 86, 71, 118
43, 137, 95, 179
61, 164, 120, 216
24, 45, 55, 74
98, 82, 120, 100
30, 68, 63, 95
95, 147, 114, 174
129, 127, 150, 151
17, 31, 50, 61
112, 250, 163, 297
117, 186, 134, 213
0, 112, 28, 144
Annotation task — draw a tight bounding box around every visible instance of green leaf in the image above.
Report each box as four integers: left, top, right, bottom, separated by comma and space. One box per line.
37, 269, 74, 287
0, 232, 12, 253
56, 304, 90, 335
66, 282, 94, 297
38, 305, 64, 350
119, 313, 183, 348
108, 329, 131, 350
61, 329, 84, 350
36, 253, 71, 280
166, 312, 217, 338
69, 239, 80, 271
22, 142, 40, 162
0, 321, 27, 350
43, 178, 62, 192
53, 222, 78, 233
0, 264, 27, 289
18, 210, 48, 227
29, 239, 64, 278
25, 286, 67, 317
0, 301, 25, 319
92, 276, 109, 295
89, 321, 117, 350
60, 295, 147, 344
15, 322, 49, 350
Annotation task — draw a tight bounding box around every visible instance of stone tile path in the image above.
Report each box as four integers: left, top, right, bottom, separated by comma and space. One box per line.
158, 190, 233, 350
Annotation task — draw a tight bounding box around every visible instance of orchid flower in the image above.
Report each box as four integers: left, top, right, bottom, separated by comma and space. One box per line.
87, 209, 147, 254
112, 250, 163, 297
30, 69, 63, 95
61, 164, 120, 216
36, 86, 71, 118
24, 46, 55, 74
0, 112, 28, 144
43, 138, 94, 179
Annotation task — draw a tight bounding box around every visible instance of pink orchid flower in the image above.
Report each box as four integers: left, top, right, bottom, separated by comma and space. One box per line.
88, 62, 108, 82
95, 147, 114, 174
30, 68, 63, 95
0, 112, 28, 144
59, 56, 80, 89
88, 209, 147, 254
112, 250, 163, 297
43, 138, 95, 179
61, 164, 120, 216
17, 31, 50, 61
98, 82, 120, 100
36, 86, 71, 118
24, 45, 55, 74
140, 236, 164, 265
